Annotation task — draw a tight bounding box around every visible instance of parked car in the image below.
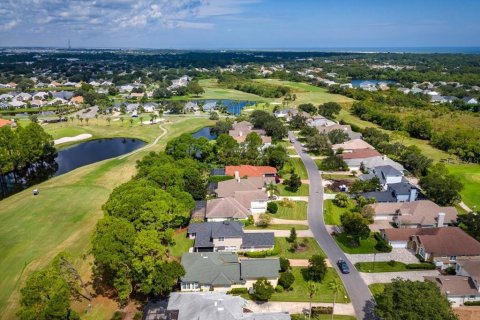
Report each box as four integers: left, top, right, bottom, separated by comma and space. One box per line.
337, 259, 350, 274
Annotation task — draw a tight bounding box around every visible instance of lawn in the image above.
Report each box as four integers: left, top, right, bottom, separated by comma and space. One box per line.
169, 230, 194, 257
355, 261, 408, 273
269, 267, 349, 303
0, 116, 213, 319
278, 184, 310, 196
324, 200, 352, 226
292, 315, 356, 320
245, 224, 309, 231
282, 157, 308, 179
368, 283, 386, 298
334, 233, 381, 254
196, 78, 270, 102
322, 173, 357, 180
446, 163, 480, 210
271, 200, 308, 220
275, 237, 325, 259
254, 79, 353, 106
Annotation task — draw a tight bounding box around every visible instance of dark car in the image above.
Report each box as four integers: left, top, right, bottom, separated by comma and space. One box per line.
337, 259, 350, 274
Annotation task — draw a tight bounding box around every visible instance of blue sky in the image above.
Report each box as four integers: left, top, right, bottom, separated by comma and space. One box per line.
0, 0, 479, 49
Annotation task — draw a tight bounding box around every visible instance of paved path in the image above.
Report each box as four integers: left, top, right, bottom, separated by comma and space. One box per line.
360, 270, 440, 285
277, 196, 309, 202
269, 217, 309, 225
245, 229, 313, 237
245, 301, 356, 316
289, 258, 332, 267
290, 131, 376, 320
346, 249, 420, 264
118, 124, 167, 160
323, 193, 336, 200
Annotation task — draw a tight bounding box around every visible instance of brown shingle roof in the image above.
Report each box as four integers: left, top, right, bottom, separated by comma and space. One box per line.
205, 197, 250, 220
340, 148, 381, 159
425, 276, 479, 296
457, 259, 480, 283
333, 139, 374, 151
215, 177, 265, 198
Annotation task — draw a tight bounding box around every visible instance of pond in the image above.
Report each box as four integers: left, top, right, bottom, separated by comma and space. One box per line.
351, 79, 395, 87
0, 138, 146, 199
192, 127, 217, 140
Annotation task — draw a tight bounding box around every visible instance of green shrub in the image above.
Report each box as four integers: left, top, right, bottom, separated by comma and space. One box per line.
445, 266, 456, 275
111, 311, 124, 320
388, 260, 397, 266
311, 306, 333, 315
464, 301, 480, 306
279, 271, 295, 290
406, 263, 436, 270
133, 312, 143, 320
374, 233, 392, 252
267, 202, 278, 213
275, 285, 284, 293
244, 248, 279, 258
279, 257, 291, 272
229, 287, 248, 295
415, 254, 425, 262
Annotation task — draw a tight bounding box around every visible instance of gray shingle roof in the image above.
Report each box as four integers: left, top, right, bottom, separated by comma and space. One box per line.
242, 232, 275, 248
188, 222, 244, 248
240, 258, 280, 279
361, 191, 396, 202
388, 181, 414, 195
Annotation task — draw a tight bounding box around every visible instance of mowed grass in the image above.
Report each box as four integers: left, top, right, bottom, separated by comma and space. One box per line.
269, 267, 349, 303
278, 184, 310, 196
271, 200, 308, 220
169, 230, 194, 258
197, 78, 270, 101
369, 283, 386, 298
283, 157, 309, 179
324, 200, 352, 226
275, 237, 325, 259
335, 233, 381, 254
0, 117, 213, 318
446, 163, 480, 210
254, 79, 353, 106
245, 224, 309, 231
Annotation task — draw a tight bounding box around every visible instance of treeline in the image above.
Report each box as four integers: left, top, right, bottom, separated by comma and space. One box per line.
351, 102, 480, 162
91, 153, 205, 303
0, 122, 56, 173
218, 74, 290, 98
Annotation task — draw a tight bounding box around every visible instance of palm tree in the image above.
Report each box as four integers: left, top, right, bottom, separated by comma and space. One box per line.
139, 116, 143, 126
75, 114, 80, 123
266, 182, 279, 199
307, 281, 319, 320
129, 118, 134, 126
120, 117, 124, 126
106, 117, 111, 126
79, 117, 84, 125
85, 118, 89, 126
69, 116, 74, 123
329, 279, 341, 320
95, 114, 99, 124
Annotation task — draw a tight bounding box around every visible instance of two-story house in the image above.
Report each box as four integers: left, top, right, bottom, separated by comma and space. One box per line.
187, 221, 274, 252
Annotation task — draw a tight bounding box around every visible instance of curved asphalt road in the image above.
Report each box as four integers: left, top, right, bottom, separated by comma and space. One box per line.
288, 132, 376, 320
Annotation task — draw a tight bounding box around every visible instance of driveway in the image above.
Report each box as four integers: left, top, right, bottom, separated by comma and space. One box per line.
277, 196, 309, 201
290, 131, 376, 320
360, 270, 440, 285
346, 249, 420, 265
245, 301, 356, 316
289, 258, 332, 267
244, 229, 313, 237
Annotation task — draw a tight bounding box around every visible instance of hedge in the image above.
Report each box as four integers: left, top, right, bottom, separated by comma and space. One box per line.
406, 263, 436, 270
228, 288, 248, 294
243, 247, 279, 258
311, 306, 333, 315
464, 301, 480, 306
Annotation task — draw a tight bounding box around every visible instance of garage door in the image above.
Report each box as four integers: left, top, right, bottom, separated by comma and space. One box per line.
390, 241, 408, 248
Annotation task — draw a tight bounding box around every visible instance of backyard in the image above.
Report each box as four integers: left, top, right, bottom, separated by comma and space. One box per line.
278, 184, 310, 196
281, 157, 309, 180
275, 237, 325, 259
169, 230, 194, 258
334, 233, 381, 254
271, 200, 308, 220
323, 200, 352, 226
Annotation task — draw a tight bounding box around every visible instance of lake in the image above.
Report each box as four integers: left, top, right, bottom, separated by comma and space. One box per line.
351, 79, 395, 87
192, 127, 217, 140
0, 138, 146, 199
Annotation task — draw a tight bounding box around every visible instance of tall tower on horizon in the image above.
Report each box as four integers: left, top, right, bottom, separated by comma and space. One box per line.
68, 39, 71, 50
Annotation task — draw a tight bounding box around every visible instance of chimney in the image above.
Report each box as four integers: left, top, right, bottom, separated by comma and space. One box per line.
437, 212, 445, 228
235, 171, 240, 182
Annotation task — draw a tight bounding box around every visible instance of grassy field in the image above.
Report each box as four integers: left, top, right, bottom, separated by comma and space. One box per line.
446, 163, 480, 210
275, 237, 325, 259
271, 200, 308, 220
245, 224, 309, 230
334, 233, 381, 254
278, 184, 310, 196
0, 116, 213, 319
368, 283, 386, 298
281, 157, 309, 180
169, 230, 194, 258
324, 200, 352, 226
268, 267, 349, 303
197, 79, 270, 101
254, 79, 353, 106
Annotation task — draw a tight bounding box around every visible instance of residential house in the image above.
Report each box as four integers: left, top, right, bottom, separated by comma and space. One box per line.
205, 190, 268, 221
228, 121, 271, 147
32, 91, 49, 100
308, 115, 336, 127
51, 91, 74, 100
148, 292, 291, 320
143, 102, 157, 113
425, 275, 480, 307
463, 97, 478, 104
317, 124, 362, 140
215, 177, 266, 198
360, 165, 404, 189
369, 200, 457, 227
202, 101, 217, 112
430, 95, 447, 103
225, 165, 277, 179
15, 92, 32, 101
9, 100, 25, 108
70, 96, 84, 104
184, 101, 199, 112
397, 87, 411, 94
381, 227, 480, 268
187, 221, 274, 252
333, 139, 375, 152
180, 252, 280, 292
0, 94, 13, 101
129, 92, 144, 99
359, 81, 378, 91
0, 119, 13, 128
343, 154, 404, 172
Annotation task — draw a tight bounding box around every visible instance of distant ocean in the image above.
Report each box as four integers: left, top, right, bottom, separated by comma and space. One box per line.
248, 47, 480, 54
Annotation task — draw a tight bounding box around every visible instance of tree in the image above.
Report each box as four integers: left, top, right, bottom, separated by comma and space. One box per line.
340, 212, 371, 247
419, 163, 463, 206
284, 170, 302, 192
318, 102, 341, 118
375, 279, 458, 320
129, 118, 134, 126
328, 129, 350, 144
329, 279, 342, 320
318, 155, 349, 171
215, 134, 240, 165
287, 227, 297, 243
290, 114, 307, 129
299, 125, 319, 137
256, 213, 272, 227
251, 278, 275, 301
458, 212, 480, 241
17, 263, 80, 320
405, 116, 433, 139
306, 134, 331, 155
211, 120, 233, 136
209, 111, 219, 120
333, 193, 349, 208
360, 205, 375, 224
267, 201, 278, 214
307, 255, 327, 282
279, 257, 290, 272
106, 117, 111, 126
244, 132, 262, 162
186, 81, 204, 96
298, 103, 316, 114
264, 145, 288, 169
266, 182, 279, 199
307, 281, 320, 320
278, 271, 295, 290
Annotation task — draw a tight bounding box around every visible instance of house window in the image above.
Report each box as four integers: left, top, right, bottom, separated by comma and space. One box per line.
219, 237, 225, 242
449, 256, 457, 261
419, 248, 425, 258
